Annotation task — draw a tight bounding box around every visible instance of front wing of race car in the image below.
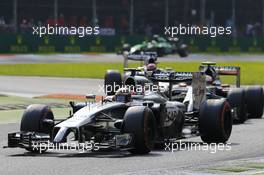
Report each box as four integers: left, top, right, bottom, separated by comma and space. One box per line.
5, 131, 134, 152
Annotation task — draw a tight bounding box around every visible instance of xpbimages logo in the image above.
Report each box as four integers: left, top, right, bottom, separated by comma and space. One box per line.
31, 140, 100, 153
165, 24, 232, 38
98, 82, 167, 94
32, 24, 100, 37
164, 140, 232, 154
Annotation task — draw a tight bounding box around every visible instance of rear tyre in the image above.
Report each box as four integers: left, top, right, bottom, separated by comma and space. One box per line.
199, 99, 232, 143
177, 44, 188, 57
227, 88, 247, 124
104, 70, 122, 96
20, 104, 54, 153
156, 48, 164, 57
122, 106, 156, 154
245, 86, 264, 118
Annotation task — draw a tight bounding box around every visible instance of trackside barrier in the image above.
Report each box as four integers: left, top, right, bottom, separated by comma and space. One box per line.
0, 34, 263, 53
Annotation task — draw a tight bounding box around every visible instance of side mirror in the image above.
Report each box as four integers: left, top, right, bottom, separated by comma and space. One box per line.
69, 101, 75, 108
86, 94, 96, 102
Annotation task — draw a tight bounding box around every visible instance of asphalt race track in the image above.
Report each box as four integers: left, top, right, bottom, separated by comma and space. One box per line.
0, 76, 104, 97
0, 54, 264, 174
0, 53, 264, 64
0, 118, 264, 175
0, 76, 263, 174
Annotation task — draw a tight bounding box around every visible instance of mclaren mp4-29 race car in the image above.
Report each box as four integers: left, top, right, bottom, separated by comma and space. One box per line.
6, 72, 232, 155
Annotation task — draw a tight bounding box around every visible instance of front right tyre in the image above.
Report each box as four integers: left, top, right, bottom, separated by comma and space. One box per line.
122, 106, 156, 154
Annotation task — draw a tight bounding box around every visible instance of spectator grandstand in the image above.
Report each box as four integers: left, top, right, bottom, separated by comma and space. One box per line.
0, 0, 263, 36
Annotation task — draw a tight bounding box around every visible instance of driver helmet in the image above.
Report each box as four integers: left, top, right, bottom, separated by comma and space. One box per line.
146, 63, 157, 76
114, 88, 132, 103
205, 75, 213, 84
146, 63, 157, 71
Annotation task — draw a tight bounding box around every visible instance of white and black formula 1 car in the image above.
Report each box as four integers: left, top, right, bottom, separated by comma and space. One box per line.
6, 73, 232, 155
199, 62, 264, 123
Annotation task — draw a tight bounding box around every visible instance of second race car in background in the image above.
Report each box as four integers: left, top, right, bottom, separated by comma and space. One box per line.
121, 35, 188, 57
104, 54, 264, 125
200, 62, 264, 123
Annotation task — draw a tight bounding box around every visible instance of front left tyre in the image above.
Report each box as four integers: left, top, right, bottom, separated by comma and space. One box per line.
20, 104, 54, 153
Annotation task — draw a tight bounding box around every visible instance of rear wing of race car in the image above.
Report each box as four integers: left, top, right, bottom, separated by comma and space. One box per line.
150, 71, 206, 106
151, 71, 194, 84
212, 66, 240, 87
123, 52, 158, 68
151, 71, 206, 110
150, 72, 193, 100
200, 65, 241, 87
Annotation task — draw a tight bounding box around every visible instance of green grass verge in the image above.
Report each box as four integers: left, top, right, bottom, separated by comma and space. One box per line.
0, 95, 71, 123
0, 95, 69, 105
211, 166, 251, 173
0, 108, 69, 124
254, 173, 264, 175
0, 62, 263, 84
245, 163, 264, 169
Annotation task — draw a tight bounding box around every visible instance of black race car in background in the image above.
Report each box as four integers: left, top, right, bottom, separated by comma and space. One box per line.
200, 62, 264, 123
121, 35, 188, 57
6, 72, 232, 155
104, 56, 264, 125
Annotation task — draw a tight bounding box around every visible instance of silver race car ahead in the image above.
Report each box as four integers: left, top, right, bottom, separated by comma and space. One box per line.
5, 73, 232, 155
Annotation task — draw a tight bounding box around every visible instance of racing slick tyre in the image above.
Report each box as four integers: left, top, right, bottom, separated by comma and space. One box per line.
122, 106, 156, 154
20, 104, 54, 153
245, 86, 264, 118
104, 70, 122, 96
227, 88, 247, 124
199, 99, 232, 143
177, 44, 188, 57
156, 48, 165, 57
